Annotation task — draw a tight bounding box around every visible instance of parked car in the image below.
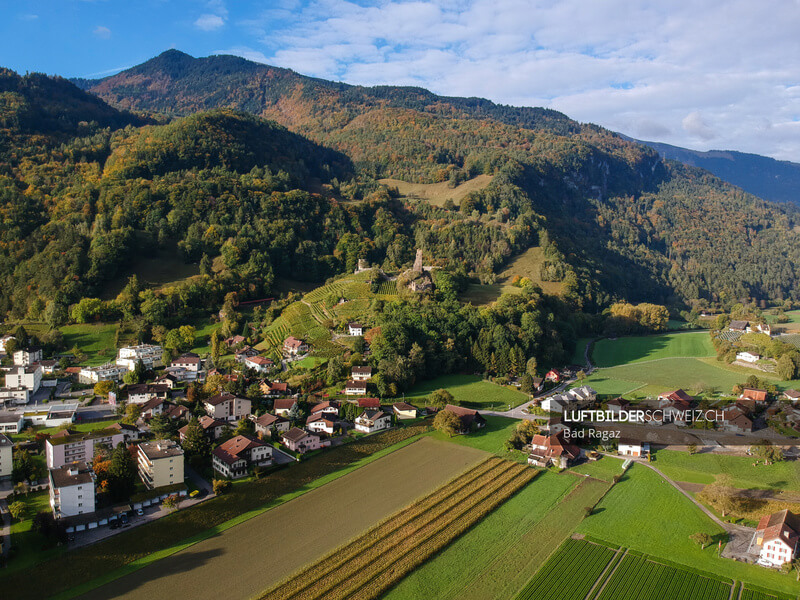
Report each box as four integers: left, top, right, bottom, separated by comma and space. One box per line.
120, 513, 129, 525
136, 508, 144, 516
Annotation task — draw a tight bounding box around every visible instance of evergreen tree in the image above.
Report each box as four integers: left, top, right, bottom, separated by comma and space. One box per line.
182, 417, 210, 458
108, 443, 137, 501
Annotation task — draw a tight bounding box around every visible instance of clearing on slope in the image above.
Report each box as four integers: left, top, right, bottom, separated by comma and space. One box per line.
379, 174, 493, 207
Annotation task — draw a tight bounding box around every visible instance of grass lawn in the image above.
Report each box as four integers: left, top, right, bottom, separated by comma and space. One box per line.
593, 331, 715, 368
405, 374, 528, 410
496, 246, 565, 296
187, 316, 222, 355
458, 283, 511, 305
653, 449, 800, 491
576, 464, 800, 596
34, 419, 119, 437
571, 337, 593, 366
383, 471, 580, 600
379, 174, 493, 207
429, 416, 524, 459
7, 491, 65, 574
60, 323, 118, 366
569, 455, 626, 482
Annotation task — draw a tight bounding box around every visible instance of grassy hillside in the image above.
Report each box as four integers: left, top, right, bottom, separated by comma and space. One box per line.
379, 175, 493, 206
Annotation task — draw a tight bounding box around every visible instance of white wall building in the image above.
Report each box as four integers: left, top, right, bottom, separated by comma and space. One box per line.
0, 433, 12, 480
116, 344, 163, 371
49, 462, 96, 518
5, 365, 42, 393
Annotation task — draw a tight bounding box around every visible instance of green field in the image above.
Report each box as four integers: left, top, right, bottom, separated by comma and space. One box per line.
653, 449, 800, 491
405, 374, 528, 410
384, 474, 609, 600
577, 464, 800, 595
7, 491, 64, 574
61, 323, 119, 365
571, 337, 593, 366
429, 416, 524, 459
569, 455, 625, 482
496, 246, 565, 296
593, 331, 715, 368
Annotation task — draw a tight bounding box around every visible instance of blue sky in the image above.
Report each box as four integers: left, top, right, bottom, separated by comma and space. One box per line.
3, 0, 800, 161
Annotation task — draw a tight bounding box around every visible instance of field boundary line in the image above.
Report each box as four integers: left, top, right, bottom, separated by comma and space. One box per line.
588, 548, 627, 600
583, 547, 623, 600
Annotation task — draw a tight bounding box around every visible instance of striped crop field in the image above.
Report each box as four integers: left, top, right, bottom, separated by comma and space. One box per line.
260, 457, 536, 600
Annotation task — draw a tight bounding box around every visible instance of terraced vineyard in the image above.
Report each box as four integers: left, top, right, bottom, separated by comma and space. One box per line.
261, 457, 536, 600
716, 330, 744, 343
512, 538, 792, 600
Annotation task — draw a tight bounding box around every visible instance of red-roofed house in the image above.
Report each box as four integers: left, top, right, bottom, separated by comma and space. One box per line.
178, 416, 228, 442
756, 510, 800, 567
306, 413, 338, 435
243, 355, 274, 374
355, 410, 392, 433
283, 336, 308, 355
740, 388, 769, 405
444, 404, 487, 434
281, 427, 323, 454
260, 380, 291, 398
310, 401, 339, 415
212, 434, 272, 479
252, 413, 290, 436
345, 380, 367, 396
273, 398, 297, 417
356, 397, 381, 409
203, 392, 251, 422
528, 432, 582, 468
657, 389, 695, 425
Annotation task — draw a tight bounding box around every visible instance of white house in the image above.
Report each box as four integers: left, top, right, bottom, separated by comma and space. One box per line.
618, 438, 649, 458
0, 334, 15, 354
0, 433, 12, 480
126, 383, 170, 405
78, 364, 127, 384
736, 351, 761, 363
306, 413, 338, 435
13, 347, 42, 366
281, 427, 323, 454
344, 380, 367, 396
351, 366, 372, 381
170, 353, 202, 372
541, 394, 570, 413
756, 510, 800, 567
116, 344, 163, 371
355, 409, 392, 433
348, 322, 364, 336
0, 387, 30, 406
49, 462, 96, 518
5, 365, 42, 393
273, 398, 297, 417
203, 392, 251, 422
243, 355, 274, 374
283, 336, 308, 356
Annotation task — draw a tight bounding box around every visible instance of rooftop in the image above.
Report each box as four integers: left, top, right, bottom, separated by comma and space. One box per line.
138, 439, 184, 460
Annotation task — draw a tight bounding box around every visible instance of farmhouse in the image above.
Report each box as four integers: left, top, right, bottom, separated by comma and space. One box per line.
345, 380, 368, 396
273, 398, 297, 417
720, 405, 754, 433
49, 462, 96, 518
351, 366, 372, 381
204, 392, 251, 422
283, 336, 309, 355
729, 320, 749, 332
393, 402, 418, 419
348, 322, 364, 336
137, 439, 184, 489
756, 510, 800, 567
736, 351, 761, 363
212, 434, 272, 479
444, 404, 487, 434
355, 409, 392, 433
527, 432, 582, 468
740, 388, 769, 405
618, 438, 649, 458
281, 427, 323, 454
306, 412, 338, 435
783, 389, 800, 403
252, 413, 290, 436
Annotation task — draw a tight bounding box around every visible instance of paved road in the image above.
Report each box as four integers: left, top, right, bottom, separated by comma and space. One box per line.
0, 498, 10, 558
481, 380, 571, 419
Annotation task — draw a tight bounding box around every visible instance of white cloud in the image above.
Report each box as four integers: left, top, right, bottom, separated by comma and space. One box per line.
93, 26, 111, 39
233, 0, 800, 160
19, 14, 38, 21
195, 14, 225, 31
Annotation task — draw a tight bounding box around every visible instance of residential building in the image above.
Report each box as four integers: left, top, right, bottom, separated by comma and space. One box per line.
606, 397, 631, 414
35, 359, 59, 374
153, 374, 179, 389
351, 366, 372, 381
444, 404, 487, 434
45, 429, 126, 469
0, 433, 12, 479
212, 434, 272, 479
78, 364, 127, 384
756, 510, 800, 567
345, 380, 367, 396
171, 352, 202, 371
273, 398, 297, 417
243, 355, 274, 374
0, 334, 15, 353
348, 322, 364, 336
126, 383, 170, 405
283, 336, 308, 355
356, 397, 381, 409
783, 389, 800, 403
108, 422, 143, 443
137, 439, 184, 489
355, 409, 392, 433
618, 438, 649, 458
528, 432, 582, 468
281, 427, 322, 454
729, 320, 749, 332
657, 389, 695, 425
13, 346, 42, 366
252, 413, 290, 437
49, 462, 96, 518
392, 402, 417, 419
116, 344, 163, 371
720, 405, 754, 433
260, 380, 291, 397
224, 335, 246, 348
310, 400, 339, 416
235, 346, 259, 362
179, 415, 229, 442
0, 387, 30, 406
5, 365, 42, 393
740, 388, 769, 405
204, 392, 251, 422
736, 351, 761, 363
545, 369, 561, 383
139, 397, 173, 419
306, 412, 338, 435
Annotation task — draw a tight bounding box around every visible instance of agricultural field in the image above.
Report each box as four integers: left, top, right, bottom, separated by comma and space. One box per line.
592, 331, 715, 368
652, 449, 800, 491
577, 464, 800, 595
77, 438, 488, 600
379, 174, 493, 207
405, 374, 528, 410
515, 538, 618, 600
261, 456, 535, 600
383, 471, 580, 600
569, 455, 625, 482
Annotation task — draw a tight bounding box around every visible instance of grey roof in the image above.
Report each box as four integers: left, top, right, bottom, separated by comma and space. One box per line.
138, 440, 184, 460
50, 462, 94, 488
0, 433, 12, 447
